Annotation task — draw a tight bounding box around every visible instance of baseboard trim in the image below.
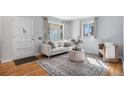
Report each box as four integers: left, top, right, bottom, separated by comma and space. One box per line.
1, 54, 41, 63
1, 59, 14, 63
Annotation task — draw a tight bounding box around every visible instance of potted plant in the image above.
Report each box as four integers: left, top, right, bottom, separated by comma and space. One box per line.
71, 37, 83, 51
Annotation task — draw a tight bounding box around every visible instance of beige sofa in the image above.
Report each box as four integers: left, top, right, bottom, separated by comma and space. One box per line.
41, 40, 73, 57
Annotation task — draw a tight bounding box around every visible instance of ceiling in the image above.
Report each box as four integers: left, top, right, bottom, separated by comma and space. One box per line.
53, 16, 91, 21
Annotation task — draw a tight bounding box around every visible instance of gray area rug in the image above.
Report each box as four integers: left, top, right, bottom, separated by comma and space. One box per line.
37, 53, 108, 76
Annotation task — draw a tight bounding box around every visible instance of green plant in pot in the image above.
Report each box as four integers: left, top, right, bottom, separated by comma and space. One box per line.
71, 37, 83, 51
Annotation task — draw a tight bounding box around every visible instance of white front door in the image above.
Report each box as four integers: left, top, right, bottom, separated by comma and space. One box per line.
13, 17, 35, 59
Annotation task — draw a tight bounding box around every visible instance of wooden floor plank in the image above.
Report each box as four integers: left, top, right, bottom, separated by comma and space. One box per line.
0, 56, 49, 76
106, 59, 123, 76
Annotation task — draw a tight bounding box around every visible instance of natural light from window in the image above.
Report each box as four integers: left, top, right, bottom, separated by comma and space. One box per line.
87, 57, 101, 67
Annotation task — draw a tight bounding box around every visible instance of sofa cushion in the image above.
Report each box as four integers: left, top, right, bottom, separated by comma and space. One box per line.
53, 41, 65, 48
61, 47, 69, 51
64, 40, 73, 47
52, 47, 69, 53
55, 41, 61, 47
48, 41, 56, 49
60, 41, 65, 47
52, 47, 64, 53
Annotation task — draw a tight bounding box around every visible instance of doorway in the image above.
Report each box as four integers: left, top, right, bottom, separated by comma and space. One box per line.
13, 17, 35, 59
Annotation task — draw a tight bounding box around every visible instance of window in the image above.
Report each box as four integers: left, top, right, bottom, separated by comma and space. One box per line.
48, 22, 64, 41
81, 17, 96, 38
83, 23, 94, 37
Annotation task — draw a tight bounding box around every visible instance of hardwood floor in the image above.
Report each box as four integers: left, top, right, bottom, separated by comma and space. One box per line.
0, 55, 123, 76
0, 55, 48, 76
106, 59, 123, 76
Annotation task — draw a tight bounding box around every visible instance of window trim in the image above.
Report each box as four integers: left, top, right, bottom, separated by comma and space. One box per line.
80, 17, 97, 38
48, 22, 64, 41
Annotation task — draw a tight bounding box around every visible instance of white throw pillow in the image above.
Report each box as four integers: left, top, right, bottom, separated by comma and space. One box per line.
60, 41, 65, 47
55, 42, 59, 48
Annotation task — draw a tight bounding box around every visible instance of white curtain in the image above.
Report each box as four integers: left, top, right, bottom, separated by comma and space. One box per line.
43, 17, 49, 43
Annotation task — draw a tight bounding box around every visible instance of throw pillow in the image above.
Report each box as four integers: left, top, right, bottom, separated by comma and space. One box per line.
55, 41, 61, 47
64, 40, 73, 47
48, 41, 56, 49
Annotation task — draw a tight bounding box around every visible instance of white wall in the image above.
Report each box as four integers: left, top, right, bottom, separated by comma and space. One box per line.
67, 19, 98, 54
64, 22, 69, 39
1, 16, 13, 61
64, 21, 72, 39
1, 16, 43, 62
82, 38, 99, 54
71, 20, 80, 39
0, 17, 1, 60
64, 20, 81, 40
67, 16, 123, 56
123, 17, 124, 57
97, 16, 123, 56
122, 17, 124, 72
33, 17, 43, 54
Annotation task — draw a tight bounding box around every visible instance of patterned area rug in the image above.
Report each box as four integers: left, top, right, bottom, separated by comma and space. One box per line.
37, 53, 108, 76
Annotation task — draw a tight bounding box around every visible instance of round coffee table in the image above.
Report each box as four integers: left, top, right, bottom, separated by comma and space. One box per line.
68, 49, 85, 62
